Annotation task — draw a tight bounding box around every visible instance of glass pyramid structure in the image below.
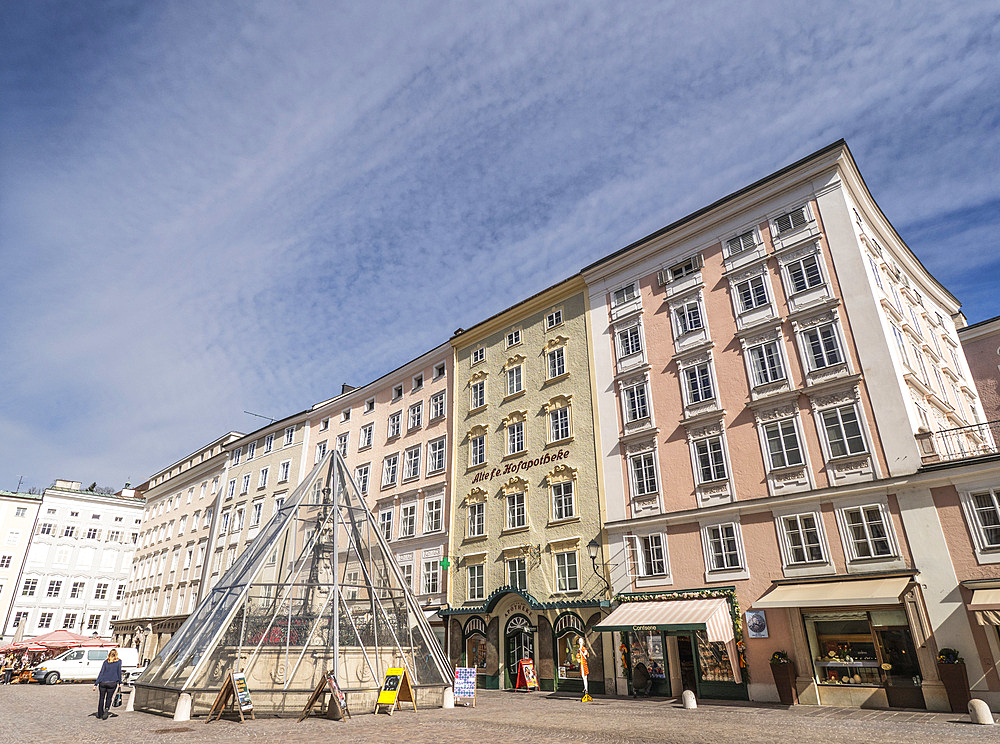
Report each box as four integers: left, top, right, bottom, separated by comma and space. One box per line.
135, 452, 452, 716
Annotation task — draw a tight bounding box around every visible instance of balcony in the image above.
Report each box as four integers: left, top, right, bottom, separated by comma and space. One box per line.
917, 420, 1000, 464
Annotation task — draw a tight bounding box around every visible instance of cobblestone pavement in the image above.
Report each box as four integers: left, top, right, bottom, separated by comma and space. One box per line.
0, 683, 994, 744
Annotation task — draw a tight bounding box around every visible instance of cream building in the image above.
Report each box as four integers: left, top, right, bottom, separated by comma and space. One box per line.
0, 491, 42, 643
444, 276, 610, 693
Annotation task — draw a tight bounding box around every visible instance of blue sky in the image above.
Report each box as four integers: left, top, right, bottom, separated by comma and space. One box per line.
1, 1, 998, 491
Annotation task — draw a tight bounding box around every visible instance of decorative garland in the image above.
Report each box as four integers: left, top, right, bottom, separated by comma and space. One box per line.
616, 587, 748, 683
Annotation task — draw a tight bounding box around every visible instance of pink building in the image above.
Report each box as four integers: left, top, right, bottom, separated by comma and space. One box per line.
959, 315, 1000, 423
583, 141, 1000, 711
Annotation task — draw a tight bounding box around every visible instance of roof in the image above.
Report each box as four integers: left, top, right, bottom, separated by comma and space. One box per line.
0, 490, 42, 502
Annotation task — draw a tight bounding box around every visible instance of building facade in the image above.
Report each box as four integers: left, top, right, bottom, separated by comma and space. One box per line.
7, 481, 143, 641
959, 315, 1000, 423
444, 277, 611, 692
582, 141, 998, 710
113, 432, 241, 660
0, 491, 42, 643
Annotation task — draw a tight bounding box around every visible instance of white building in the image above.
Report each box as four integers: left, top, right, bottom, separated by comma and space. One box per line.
0, 490, 43, 643
5, 480, 144, 639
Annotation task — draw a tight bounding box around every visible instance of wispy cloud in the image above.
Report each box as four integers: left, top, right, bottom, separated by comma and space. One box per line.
1, 0, 998, 489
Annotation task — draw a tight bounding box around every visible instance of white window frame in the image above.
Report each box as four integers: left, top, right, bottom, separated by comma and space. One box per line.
278, 460, 291, 482
403, 445, 421, 480
468, 501, 485, 538
629, 450, 659, 497
611, 282, 638, 307
785, 253, 825, 294
470, 432, 486, 467
693, 435, 728, 483
336, 432, 349, 456
354, 464, 370, 494
551, 481, 575, 521
408, 401, 423, 430
959, 487, 1000, 564
549, 407, 571, 443
616, 324, 643, 359
835, 502, 899, 561
505, 329, 522, 348
388, 411, 402, 438
378, 509, 393, 542
427, 437, 446, 474
726, 228, 758, 256
471, 346, 486, 365
424, 496, 443, 533
546, 308, 563, 329
674, 299, 704, 336
508, 556, 527, 590
506, 365, 523, 396
625, 533, 669, 578
819, 403, 868, 459
702, 521, 747, 575
430, 390, 446, 420
284, 426, 295, 446
360, 423, 373, 449
622, 380, 650, 423
547, 346, 566, 379
777, 512, 828, 566
554, 550, 579, 592
399, 504, 417, 538
422, 559, 440, 594
682, 362, 715, 405
747, 340, 787, 387
470, 380, 486, 409
506, 491, 526, 530
735, 275, 769, 313
801, 322, 844, 370
506, 420, 525, 455
468, 563, 485, 601
382, 454, 399, 487
761, 418, 804, 470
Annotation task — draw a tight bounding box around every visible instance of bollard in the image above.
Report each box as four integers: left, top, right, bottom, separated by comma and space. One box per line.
442, 687, 455, 709
173, 692, 192, 722
968, 699, 994, 725
125, 687, 136, 712
681, 689, 697, 709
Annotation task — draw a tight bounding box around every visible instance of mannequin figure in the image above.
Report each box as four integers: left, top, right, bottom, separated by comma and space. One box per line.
577, 637, 592, 702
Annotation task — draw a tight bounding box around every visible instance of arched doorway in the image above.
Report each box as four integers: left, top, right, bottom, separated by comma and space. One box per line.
504, 614, 534, 688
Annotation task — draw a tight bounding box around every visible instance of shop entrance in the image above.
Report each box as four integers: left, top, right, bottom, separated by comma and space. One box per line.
505, 615, 534, 688
675, 635, 698, 693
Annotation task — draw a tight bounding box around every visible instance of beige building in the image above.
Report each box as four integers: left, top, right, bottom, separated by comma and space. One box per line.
306, 344, 453, 645
959, 314, 1000, 423
114, 433, 241, 659
444, 276, 609, 692
0, 491, 43, 642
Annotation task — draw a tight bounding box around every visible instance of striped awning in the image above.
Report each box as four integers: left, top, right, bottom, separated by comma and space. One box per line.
969, 589, 1000, 626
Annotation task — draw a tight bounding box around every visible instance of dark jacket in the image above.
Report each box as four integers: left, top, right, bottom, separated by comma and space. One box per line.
96, 659, 122, 685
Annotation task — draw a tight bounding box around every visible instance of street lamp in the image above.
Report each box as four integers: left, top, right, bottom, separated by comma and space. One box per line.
587, 538, 612, 598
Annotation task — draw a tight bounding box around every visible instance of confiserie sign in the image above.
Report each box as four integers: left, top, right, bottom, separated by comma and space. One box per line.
472, 449, 570, 484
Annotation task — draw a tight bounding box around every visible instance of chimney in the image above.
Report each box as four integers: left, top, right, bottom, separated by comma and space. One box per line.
53, 479, 82, 491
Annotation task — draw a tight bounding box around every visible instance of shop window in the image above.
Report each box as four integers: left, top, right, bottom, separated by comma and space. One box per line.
628, 630, 668, 686
554, 614, 586, 681
694, 630, 738, 683
464, 617, 488, 669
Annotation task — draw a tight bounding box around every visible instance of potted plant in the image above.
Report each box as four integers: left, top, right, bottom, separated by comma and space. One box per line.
936, 647, 970, 713
769, 651, 797, 705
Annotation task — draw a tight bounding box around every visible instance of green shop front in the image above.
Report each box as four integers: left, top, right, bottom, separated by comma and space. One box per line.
595, 591, 747, 701
443, 588, 610, 693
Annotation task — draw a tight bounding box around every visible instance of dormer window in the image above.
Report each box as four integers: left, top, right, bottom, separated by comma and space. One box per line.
774, 207, 807, 234
727, 230, 756, 255
668, 255, 701, 281
612, 283, 638, 307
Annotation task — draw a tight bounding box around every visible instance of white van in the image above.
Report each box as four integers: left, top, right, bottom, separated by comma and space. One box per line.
31, 646, 139, 685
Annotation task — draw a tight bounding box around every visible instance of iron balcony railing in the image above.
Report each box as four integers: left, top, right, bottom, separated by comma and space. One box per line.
920, 420, 1000, 464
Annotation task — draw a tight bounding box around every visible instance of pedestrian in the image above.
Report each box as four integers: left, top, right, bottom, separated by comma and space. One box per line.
1, 655, 13, 685
93, 649, 122, 720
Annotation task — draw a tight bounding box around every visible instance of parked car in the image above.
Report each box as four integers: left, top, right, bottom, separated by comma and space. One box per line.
31, 647, 140, 685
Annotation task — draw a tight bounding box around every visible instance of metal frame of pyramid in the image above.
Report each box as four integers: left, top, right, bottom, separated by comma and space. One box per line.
134, 451, 452, 716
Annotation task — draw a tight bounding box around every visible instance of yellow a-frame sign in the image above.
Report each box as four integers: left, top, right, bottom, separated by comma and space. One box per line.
374, 667, 416, 715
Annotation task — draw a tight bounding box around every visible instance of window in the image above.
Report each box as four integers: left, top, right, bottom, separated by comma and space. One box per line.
821, 405, 867, 457
470, 380, 486, 409
506, 421, 525, 455
284, 426, 295, 446
508, 557, 527, 589
379, 510, 393, 542
63, 526, 75, 538
247, 441, 256, 459
382, 454, 399, 487
555, 551, 579, 591
470, 433, 486, 467
434, 362, 446, 379
359, 423, 373, 449
622, 381, 649, 423
355, 464, 370, 494
695, 436, 727, 482
14, 507, 26, 517
388, 411, 402, 438
547, 347, 566, 378
70, 581, 85, 598
627, 534, 667, 577
241, 473, 251, 494
506, 365, 523, 396
424, 499, 444, 533
735, 275, 769, 312
319, 417, 330, 432
258, 467, 269, 489
842, 505, 893, 558
706, 523, 743, 570
612, 283, 638, 306
46, 580, 62, 598
315, 440, 328, 463
787, 254, 823, 293
630, 452, 658, 496
38, 612, 53, 629
422, 560, 440, 594
38, 523, 54, 535
506, 491, 526, 530
250, 501, 264, 527
967, 489, 1000, 549
774, 207, 807, 233
684, 363, 714, 404
674, 300, 703, 335
403, 446, 421, 480
748, 341, 785, 386
279, 460, 291, 482
336, 432, 349, 456
727, 229, 756, 255
342, 408, 351, 422
86, 528, 100, 540
63, 613, 77, 629
94, 583, 108, 600
233, 507, 245, 532
505, 329, 521, 347
468, 502, 485, 537
803, 323, 843, 369
408, 402, 423, 430
471, 347, 486, 365
365, 397, 376, 413
468, 563, 485, 600
264, 433, 274, 452
220, 511, 231, 534
616, 325, 642, 358
550, 407, 570, 442
400, 564, 413, 592
412, 373, 423, 391
232, 447, 242, 465
400, 504, 416, 537
546, 309, 563, 329
430, 391, 446, 420
87, 614, 101, 632
12, 612, 28, 628
668, 256, 701, 281
0, 555, 10, 569
763, 419, 804, 468
427, 437, 446, 473
782, 514, 825, 564
552, 481, 575, 520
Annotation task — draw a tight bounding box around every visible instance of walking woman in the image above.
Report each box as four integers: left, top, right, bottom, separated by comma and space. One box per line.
93, 649, 122, 720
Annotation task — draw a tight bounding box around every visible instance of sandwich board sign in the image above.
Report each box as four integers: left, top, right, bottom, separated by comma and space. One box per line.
514, 659, 539, 691
206, 670, 255, 723
453, 666, 477, 706
375, 667, 416, 715
298, 672, 352, 722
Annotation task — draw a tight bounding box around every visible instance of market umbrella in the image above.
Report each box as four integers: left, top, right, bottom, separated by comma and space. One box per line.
29, 629, 96, 649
